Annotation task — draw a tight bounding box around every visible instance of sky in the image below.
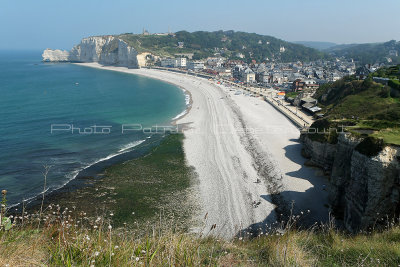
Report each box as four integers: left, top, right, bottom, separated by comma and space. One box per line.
1, 0, 399, 50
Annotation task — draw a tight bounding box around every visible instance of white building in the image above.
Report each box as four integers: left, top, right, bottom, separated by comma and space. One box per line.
176, 57, 187, 67
187, 61, 205, 71
206, 57, 225, 67
160, 57, 187, 68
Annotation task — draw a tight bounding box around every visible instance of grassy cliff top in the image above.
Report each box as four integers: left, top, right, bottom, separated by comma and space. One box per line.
116, 30, 328, 62
310, 65, 400, 146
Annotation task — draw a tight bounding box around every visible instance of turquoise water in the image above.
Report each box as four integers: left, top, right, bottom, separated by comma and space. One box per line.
0, 51, 187, 205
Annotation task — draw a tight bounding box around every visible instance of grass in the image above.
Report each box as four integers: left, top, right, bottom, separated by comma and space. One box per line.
327, 88, 400, 121
2, 210, 400, 266
285, 92, 300, 98
309, 76, 400, 146
371, 128, 400, 146
345, 120, 400, 145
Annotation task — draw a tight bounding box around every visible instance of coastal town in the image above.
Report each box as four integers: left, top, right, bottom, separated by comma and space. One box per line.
153, 52, 362, 127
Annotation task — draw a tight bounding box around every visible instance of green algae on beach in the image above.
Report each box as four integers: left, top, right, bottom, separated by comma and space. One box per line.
102, 133, 197, 228
36, 134, 197, 231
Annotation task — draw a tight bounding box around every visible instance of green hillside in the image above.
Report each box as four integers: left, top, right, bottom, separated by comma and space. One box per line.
117, 30, 329, 62
326, 40, 400, 65
311, 65, 400, 145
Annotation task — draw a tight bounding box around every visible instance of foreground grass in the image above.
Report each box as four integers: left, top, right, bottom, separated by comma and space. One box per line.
1, 217, 400, 266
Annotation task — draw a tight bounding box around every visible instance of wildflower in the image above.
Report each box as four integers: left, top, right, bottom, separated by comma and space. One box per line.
135, 257, 140, 262
132, 212, 135, 215
94, 251, 100, 257
114, 245, 119, 249
110, 213, 114, 216
93, 225, 98, 229
108, 225, 112, 230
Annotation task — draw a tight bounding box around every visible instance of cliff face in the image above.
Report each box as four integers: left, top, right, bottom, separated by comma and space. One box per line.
42, 49, 70, 62
301, 133, 400, 232
42, 36, 144, 68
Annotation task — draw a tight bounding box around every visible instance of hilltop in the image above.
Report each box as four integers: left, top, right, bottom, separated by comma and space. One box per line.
326, 40, 400, 65
117, 30, 329, 63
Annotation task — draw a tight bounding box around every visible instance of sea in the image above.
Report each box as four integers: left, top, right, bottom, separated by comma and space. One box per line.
0, 50, 188, 205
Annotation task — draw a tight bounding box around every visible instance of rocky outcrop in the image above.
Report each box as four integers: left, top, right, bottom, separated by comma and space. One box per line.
42, 49, 70, 62
301, 132, 400, 232
301, 135, 337, 173
344, 146, 400, 231
42, 36, 148, 68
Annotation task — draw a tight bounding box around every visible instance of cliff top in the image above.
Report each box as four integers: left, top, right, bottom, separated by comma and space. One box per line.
310, 65, 400, 146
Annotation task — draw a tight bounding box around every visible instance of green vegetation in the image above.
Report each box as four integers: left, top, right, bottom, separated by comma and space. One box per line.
285, 91, 300, 98
310, 66, 400, 146
37, 134, 196, 231
373, 65, 400, 80
354, 137, 385, 157
371, 128, 400, 145
117, 30, 329, 62
2, 204, 400, 266
326, 40, 400, 65
307, 119, 340, 144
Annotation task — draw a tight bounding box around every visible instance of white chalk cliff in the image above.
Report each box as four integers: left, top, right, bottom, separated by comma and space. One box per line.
42, 49, 70, 62
42, 36, 143, 68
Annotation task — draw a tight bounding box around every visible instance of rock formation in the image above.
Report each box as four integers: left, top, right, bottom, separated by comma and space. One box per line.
42, 36, 148, 68
42, 49, 70, 62
301, 133, 400, 232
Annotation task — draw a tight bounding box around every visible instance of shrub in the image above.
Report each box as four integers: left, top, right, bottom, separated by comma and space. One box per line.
354, 136, 385, 157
